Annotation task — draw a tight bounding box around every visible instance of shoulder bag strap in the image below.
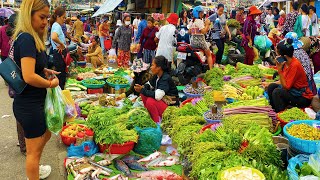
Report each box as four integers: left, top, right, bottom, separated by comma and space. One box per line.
9, 32, 24, 66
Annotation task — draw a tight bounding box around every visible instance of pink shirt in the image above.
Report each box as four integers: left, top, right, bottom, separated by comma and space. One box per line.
0, 25, 10, 57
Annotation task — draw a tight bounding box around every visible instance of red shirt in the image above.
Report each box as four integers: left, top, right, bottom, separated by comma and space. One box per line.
139, 27, 159, 50
282, 58, 313, 99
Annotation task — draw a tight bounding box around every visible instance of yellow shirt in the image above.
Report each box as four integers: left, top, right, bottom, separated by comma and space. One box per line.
87, 45, 103, 61
72, 19, 84, 37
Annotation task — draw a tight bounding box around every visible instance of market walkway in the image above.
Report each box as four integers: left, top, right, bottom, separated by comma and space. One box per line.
0, 78, 67, 180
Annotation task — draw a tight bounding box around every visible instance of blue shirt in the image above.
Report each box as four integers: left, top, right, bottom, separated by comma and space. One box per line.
135, 19, 147, 42
50, 22, 66, 50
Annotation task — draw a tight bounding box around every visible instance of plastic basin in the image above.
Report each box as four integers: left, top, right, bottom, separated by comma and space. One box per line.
98, 141, 135, 154
283, 120, 320, 154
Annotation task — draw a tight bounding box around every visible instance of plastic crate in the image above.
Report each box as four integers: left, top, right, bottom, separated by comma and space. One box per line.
87, 88, 103, 94
283, 120, 320, 154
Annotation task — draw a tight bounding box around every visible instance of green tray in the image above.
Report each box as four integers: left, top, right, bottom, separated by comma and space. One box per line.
81, 79, 106, 89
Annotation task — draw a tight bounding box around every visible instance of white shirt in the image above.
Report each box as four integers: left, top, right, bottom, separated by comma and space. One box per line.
155, 24, 177, 62
133, 18, 141, 30
302, 15, 311, 37
265, 14, 275, 27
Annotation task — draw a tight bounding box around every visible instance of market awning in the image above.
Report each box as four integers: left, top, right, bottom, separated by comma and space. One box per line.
182, 3, 193, 10
92, 0, 123, 17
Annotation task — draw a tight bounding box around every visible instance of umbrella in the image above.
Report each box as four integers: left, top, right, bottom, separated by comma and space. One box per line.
0, 8, 14, 18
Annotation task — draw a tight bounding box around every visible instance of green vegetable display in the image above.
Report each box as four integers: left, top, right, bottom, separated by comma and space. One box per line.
75, 67, 93, 73
87, 106, 140, 145
204, 67, 224, 90
236, 62, 262, 78
227, 19, 241, 29
262, 68, 277, 75
223, 113, 272, 130
83, 79, 105, 85
278, 107, 310, 122
223, 98, 269, 109
224, 64, 237, 75
124, 108, 157, 130
107, 76, 129, 85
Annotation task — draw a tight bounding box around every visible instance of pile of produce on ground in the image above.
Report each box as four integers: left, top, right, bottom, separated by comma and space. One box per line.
204, 67, 224, 90
162, 104, 288, 179
278, 107, 311, 122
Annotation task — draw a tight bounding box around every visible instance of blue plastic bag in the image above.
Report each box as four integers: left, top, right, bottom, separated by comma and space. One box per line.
133, 125, 162, 155
67, 141, 98, 157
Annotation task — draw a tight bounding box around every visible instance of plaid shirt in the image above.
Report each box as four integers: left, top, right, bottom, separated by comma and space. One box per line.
282, 11, 299, 33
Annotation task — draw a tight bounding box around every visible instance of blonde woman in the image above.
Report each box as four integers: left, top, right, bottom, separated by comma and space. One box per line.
12, 0, 60, 179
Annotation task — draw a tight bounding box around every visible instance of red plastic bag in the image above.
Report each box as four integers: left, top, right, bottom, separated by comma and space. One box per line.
104, 38, 112, 51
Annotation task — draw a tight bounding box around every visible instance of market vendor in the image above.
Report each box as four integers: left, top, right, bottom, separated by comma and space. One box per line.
134, 56, 179, 123
86, 36, 104, 68
267, 38, 313, 113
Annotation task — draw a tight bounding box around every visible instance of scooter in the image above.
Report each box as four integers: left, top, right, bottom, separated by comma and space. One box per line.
173, 42, 209, 85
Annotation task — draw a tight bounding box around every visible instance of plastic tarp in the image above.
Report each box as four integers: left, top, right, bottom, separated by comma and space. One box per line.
92, 0, 123, 17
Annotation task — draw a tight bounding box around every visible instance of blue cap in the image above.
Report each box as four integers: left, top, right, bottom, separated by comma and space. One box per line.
284, 32, 303, 50
193, 6, 204, 19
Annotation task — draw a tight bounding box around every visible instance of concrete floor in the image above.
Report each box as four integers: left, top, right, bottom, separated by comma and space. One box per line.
0, 78, 67, 180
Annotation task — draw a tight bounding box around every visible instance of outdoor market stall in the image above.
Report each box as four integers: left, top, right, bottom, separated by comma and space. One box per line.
44, 46, 319, 180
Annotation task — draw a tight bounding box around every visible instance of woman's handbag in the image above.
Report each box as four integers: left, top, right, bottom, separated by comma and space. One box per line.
0, 33, 27, 94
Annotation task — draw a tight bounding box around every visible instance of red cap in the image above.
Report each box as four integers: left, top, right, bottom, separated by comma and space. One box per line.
167, 13, 179, 25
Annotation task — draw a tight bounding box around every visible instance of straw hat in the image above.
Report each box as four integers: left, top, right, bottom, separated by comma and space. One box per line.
300, 37, 311, 52
249, 6, 262, 16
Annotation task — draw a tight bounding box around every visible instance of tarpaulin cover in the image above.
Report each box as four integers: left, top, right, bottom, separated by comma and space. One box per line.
92, 0, 123, 17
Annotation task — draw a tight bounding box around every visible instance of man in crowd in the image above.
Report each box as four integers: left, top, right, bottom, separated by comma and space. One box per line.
236, 7, 245, 25
72, 15, 84, 42
155, 13, 179, 65
133, 14, 141, 42
135, 13, 147, 42
282, 1, 300, 36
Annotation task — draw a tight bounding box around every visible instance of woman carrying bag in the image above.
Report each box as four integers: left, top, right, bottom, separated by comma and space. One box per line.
139, 17, 159, 64
10, 0, 60, 179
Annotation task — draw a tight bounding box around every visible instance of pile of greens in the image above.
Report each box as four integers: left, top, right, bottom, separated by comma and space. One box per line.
236, 62, 262, 78
86, 104, 156, 146
227, 19, 241, 29
204, 67, 224, 90
83, 79, 105, 85
224, 64, 237, 75
107, 76, 129, 85
278, 107, 310, 122
161, 104, 288, 180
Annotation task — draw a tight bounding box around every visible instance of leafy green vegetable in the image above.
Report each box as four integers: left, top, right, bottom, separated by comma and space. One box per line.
107, 76, 129, 85
83, 79, 105, 85
236, 62, 262, 78
278, 107, 310, 122
227, 19, 241, 29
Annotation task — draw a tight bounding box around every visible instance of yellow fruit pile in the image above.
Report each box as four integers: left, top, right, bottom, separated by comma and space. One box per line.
287, 124, 320, 140
61, 124, 86, 137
